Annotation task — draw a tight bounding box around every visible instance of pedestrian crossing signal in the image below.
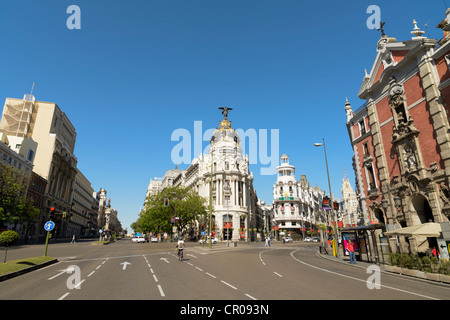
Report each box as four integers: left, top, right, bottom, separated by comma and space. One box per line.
164, 198, 169, 207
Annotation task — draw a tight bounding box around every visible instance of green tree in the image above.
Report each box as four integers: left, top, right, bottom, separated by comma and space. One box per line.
0, 165, 39, 230
0, 230, 19, 262
134, 186, 209, 238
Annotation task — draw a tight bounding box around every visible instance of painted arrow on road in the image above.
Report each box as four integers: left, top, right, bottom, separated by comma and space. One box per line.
120, 262, 131, 270
160, 257, 170, 264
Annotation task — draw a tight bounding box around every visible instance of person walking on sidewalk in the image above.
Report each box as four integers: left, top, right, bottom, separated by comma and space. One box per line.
347, 240, 356, 264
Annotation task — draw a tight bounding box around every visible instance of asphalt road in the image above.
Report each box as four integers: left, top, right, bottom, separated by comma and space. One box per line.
1, 239, 449, 302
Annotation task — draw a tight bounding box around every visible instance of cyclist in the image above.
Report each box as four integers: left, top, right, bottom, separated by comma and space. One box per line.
176, 238, 185, 261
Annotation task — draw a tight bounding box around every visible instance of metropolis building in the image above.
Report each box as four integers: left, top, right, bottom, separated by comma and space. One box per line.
159, 108, 260, 241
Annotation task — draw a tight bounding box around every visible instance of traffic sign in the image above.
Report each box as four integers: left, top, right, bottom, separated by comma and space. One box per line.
201, 231, 206, 236
44, 221, 55, 231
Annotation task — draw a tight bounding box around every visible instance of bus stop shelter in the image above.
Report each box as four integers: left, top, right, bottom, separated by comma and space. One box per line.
340, 223, 386, 264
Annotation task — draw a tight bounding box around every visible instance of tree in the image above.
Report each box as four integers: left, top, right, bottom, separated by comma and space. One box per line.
0, 164, 39, 230
0, 230, 19, 262
133, 186, 209, 239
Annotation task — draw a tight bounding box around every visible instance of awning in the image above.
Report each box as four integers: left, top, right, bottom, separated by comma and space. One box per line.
384, 222, 442, 238
341, 223, 385, 232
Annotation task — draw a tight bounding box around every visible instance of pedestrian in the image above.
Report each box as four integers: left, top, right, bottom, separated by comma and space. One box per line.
347, 240, 356, 264
267, 236, 271, 247
71, 234, 76, 243
432, 247, 440, 259
265, 237, 268, 247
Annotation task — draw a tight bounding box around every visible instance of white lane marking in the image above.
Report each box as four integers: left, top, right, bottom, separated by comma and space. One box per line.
74, 279, 85, 289
153, 275, 159, 282
259, 251, 266, 265
206, 272, 216, 278
221, 280, 237, 290
48, 269, 67, 280
274, 272, 283, 278
158, 285, 165, 297
88, 271, 95, 277
195, 266, 204, 272
58, 292, 70, 300
245, 293, 257, 300
290, 250, 440, 300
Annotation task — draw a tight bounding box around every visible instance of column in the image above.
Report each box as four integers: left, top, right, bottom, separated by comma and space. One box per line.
243, 180, 247, 207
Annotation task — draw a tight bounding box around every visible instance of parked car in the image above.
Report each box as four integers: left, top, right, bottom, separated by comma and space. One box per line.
304, 237, 312, 242
132, 236, 146, 243
312, 237, 319, 243
284, 237, 293, 243
151, 236, 158, 243
198, 237, 218, 244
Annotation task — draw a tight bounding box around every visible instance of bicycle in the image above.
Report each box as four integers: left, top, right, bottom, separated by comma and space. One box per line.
178, 248, 184, 261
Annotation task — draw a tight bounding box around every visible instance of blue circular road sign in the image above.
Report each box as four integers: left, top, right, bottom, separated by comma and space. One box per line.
44, 221, 55, 232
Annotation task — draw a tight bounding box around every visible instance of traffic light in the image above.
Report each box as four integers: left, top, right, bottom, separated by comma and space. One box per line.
50, 207, 55, 216
164, 198, 169, 207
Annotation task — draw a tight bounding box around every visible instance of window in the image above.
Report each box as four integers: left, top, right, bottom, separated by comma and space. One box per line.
366, 164, 377, 191
225, 162, 229, 170
359, 119, 366, 135
27, 149, 34, 162
363, 143, 370, 156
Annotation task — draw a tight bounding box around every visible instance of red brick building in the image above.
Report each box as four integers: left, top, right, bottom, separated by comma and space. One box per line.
345, 11, 450, 255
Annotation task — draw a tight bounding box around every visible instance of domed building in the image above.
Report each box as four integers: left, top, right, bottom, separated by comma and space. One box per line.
164, 107, 259, 241
272, 154, 328, 240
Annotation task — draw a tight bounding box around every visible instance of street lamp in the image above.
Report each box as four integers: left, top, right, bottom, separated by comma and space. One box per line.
314, 138, 340, 258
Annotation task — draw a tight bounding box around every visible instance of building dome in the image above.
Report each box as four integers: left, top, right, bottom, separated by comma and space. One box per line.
210, 118, 240, 146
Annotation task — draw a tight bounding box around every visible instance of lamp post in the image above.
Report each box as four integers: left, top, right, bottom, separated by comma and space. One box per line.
209, 141, 214, 249
314, 138, 339, 258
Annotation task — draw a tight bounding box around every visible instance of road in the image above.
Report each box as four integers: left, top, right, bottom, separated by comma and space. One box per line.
0, 239, 449, 302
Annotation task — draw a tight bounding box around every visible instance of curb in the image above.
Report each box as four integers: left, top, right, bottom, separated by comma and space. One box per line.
317, 251, 450, 286
0, 258, 58, 282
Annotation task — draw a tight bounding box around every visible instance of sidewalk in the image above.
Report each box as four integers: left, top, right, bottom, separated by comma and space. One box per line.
317, 246, 450, 285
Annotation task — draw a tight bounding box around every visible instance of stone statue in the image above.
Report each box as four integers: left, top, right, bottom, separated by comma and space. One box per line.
219, 106, 233, 119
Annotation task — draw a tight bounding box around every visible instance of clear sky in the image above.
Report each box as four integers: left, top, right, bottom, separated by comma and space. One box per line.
0, 1, 447, 233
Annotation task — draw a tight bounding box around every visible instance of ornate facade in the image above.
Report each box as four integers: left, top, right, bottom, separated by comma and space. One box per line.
272, 154, 328, 240
345, 13, 450, 254
159, 108, 259, 241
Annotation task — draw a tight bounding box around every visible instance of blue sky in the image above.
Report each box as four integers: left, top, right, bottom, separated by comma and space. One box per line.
0, 1, 447, 233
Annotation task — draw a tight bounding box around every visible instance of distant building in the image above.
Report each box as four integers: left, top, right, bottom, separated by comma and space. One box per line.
341, 171, 360, 227
70, 168, 95, 237
272, 154, 328, 240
